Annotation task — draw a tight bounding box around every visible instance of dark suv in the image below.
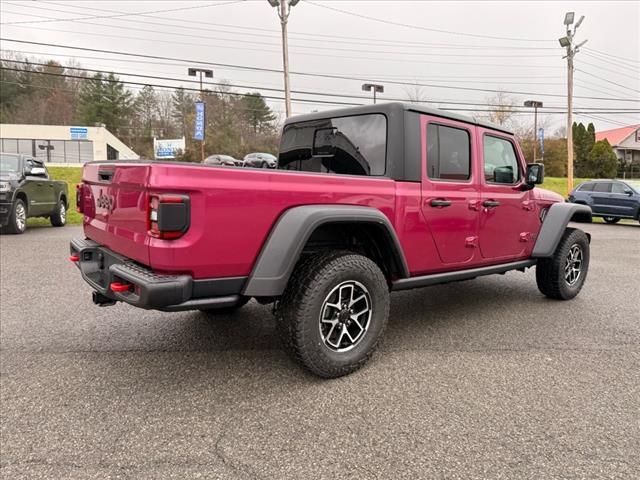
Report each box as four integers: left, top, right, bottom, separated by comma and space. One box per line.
568, 179, 640, 224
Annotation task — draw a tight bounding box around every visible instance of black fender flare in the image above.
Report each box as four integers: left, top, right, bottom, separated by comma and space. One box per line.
242, 205, 409, 297
532, 202, 592, 258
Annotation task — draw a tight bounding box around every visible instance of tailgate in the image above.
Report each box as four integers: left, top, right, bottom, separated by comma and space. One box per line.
81, 162, 151, 266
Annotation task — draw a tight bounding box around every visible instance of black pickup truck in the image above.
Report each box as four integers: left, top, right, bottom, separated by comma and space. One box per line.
0, 153, 68, 234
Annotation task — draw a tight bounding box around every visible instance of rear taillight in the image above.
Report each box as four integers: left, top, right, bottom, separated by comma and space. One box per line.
76, 183, 84, 213
148, 194, 190, 239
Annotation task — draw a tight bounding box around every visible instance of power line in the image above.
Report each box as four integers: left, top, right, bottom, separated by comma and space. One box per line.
2, 67, 637, 116
4, 39, 637, 103
581, 50, 640, 72
575, 69, 640, 94
0, 0, 246, 25
1, 19, 565, 64
8, 57, 639, 112
303, 0, 555, 43
583, 47, 640, 65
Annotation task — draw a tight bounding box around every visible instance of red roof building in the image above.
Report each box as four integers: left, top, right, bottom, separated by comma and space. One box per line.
595, 124, 640, 176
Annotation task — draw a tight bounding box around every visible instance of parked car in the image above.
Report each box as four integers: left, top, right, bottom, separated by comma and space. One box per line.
0, 153, 68, 234
568, 179, 640, 224
243, 152, 277, 168
70, 103, 592, 378
203, 154, 237, 166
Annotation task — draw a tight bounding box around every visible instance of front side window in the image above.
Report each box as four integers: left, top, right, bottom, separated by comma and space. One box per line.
483, 135, 520, 184
0, 153, 20, 173
593, 183, 611, 193
426, 123, 471, 181
278, 114, 387, 176
611, 183, 627, 194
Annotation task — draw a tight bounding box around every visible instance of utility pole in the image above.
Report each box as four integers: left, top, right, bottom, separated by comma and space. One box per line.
188, 67, 213, 162
268, 0, 299, 118
559, 12, 587, 193
524, 100, 543, 161
362, 83, 385, 104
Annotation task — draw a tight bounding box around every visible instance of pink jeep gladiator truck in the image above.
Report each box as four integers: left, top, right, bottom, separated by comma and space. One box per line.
71, 103, 592, 377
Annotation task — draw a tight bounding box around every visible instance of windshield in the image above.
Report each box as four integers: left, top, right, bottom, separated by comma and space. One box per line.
0, 153, 21, 173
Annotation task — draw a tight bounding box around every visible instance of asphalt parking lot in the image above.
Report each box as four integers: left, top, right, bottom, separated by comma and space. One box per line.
1, 223, 639, 479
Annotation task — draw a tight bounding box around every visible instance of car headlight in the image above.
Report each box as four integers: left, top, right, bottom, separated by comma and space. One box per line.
0, 181, 10, 193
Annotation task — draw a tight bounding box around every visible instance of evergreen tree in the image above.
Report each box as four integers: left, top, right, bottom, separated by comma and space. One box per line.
78, 72, 132, 132
134, 85, 158, 137
241, 92, 276, 133
586, 140, 618, 178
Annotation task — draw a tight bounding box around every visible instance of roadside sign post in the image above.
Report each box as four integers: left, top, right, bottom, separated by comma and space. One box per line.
194, 102, 206, 162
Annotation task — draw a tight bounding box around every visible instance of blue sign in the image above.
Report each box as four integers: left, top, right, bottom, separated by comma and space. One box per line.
70, 127, 88, 140
194, 102, 205, 141
537, 127, 544, 156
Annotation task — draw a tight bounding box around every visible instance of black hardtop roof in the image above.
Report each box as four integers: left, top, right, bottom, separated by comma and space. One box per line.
284, 102, 513, 135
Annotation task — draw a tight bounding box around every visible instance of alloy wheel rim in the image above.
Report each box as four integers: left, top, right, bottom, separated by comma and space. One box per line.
564, 244, 583, 286
60, 203, 66, 222
319, 280, 372, 352
15, 203, 26, 231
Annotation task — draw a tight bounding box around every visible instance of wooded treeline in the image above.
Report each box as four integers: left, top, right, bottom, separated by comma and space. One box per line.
0, 56, 280, 160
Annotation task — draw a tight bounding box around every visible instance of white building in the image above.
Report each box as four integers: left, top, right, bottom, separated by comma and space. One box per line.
0, 124, 139, 164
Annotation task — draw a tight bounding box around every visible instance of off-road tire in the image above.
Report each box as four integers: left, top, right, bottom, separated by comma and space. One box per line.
5, 199, 27, 234
200, 296, 250, 316
50, 199, 67, 227
536, 227, 590, 300
276, 250, 390, 378
603, 216, 620, 224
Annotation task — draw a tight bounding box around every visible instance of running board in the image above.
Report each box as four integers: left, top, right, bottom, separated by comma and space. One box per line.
391, 260, 537, 291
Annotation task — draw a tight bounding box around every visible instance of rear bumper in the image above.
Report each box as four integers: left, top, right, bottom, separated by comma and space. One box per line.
70, 238, 247, 311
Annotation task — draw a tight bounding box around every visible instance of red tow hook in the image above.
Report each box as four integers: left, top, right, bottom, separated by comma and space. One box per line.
110, 282, 133, 293
69, 254, 80, 263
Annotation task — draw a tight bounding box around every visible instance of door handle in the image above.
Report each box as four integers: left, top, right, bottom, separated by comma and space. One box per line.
482, 200, 501, 208
430, 199, 452, 207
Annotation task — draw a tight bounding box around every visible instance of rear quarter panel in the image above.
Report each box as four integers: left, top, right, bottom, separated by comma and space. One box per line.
145, 164, 404, 279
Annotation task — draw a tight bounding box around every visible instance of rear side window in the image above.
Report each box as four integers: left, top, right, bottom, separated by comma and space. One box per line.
426, 123, 471, 181
278, 114, 387, 176
593, 183, 611, 193
483, 135, 520, 184
578, 182, 594, 191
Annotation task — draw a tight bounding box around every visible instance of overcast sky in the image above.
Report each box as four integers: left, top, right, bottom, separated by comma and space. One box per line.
1, 0, 638, 133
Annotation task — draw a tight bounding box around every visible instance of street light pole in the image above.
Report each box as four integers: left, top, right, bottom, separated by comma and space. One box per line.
362, 83, 384, 104
268, 0, 299, 118
524, 100, 543, 161
559, 12, 587, 193
188, 67, 213, 162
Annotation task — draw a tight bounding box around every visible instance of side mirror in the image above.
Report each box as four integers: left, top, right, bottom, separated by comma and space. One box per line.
526, 163, 544, 185
29, 167, 47, 176
624, 188, 634, 196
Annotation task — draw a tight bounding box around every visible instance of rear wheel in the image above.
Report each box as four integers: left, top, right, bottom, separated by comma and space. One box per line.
276, 250, 390, 378
603, 216, 620, 224
5, 199, 27, 234
50, 199, 67, 227
536, 228, 590, 300
261, 161, 268, 168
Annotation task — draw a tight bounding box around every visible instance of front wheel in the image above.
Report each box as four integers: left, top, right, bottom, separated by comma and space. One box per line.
6, 199, 27, 234
276, 251, 390, 378
603, 216, 620, 224
536, 228, 590, 300
50, 199, 67, 227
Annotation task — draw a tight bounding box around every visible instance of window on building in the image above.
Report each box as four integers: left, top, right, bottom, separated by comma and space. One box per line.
107, 144, 119, 160
483, 135, 520, 184
278, 114, 387, 176
426, 123, 471, 181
